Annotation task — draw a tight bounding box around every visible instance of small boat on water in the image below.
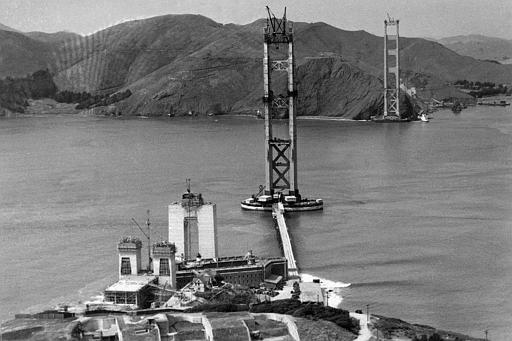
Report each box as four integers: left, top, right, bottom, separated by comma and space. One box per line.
419, 111, 429, 122
477, 100, 510, 106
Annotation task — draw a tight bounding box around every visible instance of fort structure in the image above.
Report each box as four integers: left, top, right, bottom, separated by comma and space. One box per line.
105, 234, 287, 309
169, 187, 218, 260
175, 255, 287, 289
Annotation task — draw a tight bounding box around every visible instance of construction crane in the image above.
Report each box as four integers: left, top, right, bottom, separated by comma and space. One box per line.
131, 210, 152, 272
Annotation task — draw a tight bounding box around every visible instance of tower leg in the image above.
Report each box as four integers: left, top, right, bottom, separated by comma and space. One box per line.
288, 41, 298, 196
383, 21, 388, 117
395, 20, 400, 118
263, 41, 273, 196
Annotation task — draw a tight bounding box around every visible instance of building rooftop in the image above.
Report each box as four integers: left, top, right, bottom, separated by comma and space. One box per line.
118, 236, 142, 249
170, 191, 209, 207
105, 276, 156, 292
177, 255, 285, 272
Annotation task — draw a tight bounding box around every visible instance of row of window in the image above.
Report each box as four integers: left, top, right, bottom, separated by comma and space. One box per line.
159, 258, 170, 276
224, 272, 262, 286
121, 257, 172, 276
104, 292, 137, 305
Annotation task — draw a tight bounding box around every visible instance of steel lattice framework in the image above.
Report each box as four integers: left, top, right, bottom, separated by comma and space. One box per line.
383, 17, 400, 118
262, 7, 299, 197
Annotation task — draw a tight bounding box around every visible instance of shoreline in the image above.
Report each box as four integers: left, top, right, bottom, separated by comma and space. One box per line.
4, 98, 439, 123
1, 266, 485, 341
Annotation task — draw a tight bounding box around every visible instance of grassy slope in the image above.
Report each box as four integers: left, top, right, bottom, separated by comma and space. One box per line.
0, 30, 55, 77
439, 35, 512, 62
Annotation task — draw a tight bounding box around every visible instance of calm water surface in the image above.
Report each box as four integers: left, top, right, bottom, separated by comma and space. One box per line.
1, 106, 511, 340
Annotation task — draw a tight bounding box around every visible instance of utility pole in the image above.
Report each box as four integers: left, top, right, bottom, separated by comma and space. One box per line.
131, 213, 151, 272
366, 303, 370, 323
146, 209, 151, 270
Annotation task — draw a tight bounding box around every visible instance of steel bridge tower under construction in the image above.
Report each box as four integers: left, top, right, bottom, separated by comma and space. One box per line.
241, 7, 322, 212
263, 7, 298, 198
383, 16, 401, 118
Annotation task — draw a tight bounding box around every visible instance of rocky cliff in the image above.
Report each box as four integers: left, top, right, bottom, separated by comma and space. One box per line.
296, 58, 383, 119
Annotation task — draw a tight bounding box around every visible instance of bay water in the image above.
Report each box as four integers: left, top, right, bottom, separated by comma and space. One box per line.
1, 106, 511, 340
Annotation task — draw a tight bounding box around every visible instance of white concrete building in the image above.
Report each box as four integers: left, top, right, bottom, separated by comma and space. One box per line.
169, 192, 218, 260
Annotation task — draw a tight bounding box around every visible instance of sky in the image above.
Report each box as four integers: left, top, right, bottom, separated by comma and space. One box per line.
1, 0, 511, 39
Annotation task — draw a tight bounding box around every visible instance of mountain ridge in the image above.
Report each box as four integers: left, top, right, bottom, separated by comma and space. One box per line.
0, 22, 20, 32
437, 34, 512, 64
1, 14, 511, 117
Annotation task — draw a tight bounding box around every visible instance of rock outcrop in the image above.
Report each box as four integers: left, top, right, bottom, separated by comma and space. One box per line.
296, 58, 383, 119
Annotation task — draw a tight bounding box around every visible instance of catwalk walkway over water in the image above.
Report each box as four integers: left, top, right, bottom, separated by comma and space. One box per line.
272, 203, 299, 278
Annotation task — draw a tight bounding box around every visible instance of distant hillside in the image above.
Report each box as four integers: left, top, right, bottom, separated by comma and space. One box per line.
25, 31, 82, 45
2, 14, 512, 117
0, 30, 55, 77
0, 26, 81, 78
438, 34, 512, 64
49, 15, 512, 88
0, 22, 20, 32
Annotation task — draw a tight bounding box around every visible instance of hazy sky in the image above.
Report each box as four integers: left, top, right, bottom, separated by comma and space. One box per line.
1, 0, 511, 39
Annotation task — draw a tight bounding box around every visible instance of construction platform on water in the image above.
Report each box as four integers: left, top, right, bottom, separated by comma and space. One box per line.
241, 194, 323, 212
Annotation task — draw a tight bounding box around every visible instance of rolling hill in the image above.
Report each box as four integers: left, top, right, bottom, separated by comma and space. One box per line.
0, 22, 20, 32
25, 31, 82, 45
2, 15, 512, 118
0, 30, 56, 77
438, 34, 512, 64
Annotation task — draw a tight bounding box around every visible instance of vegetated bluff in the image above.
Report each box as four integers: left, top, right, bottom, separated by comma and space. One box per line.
1, 14, 512, 118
